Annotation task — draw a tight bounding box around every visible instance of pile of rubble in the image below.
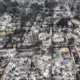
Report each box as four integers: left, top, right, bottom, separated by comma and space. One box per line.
0, 57, 10, 79
2, 57, 31, 80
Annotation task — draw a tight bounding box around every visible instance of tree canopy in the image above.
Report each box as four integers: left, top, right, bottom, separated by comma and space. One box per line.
3, 0, 11, 3
20, 12, 32, 28
10, 1, 19, 7
45, 0, 57, 9
0, 1, 6, 14
57, 18, 70, 27
30, 3, 43, 11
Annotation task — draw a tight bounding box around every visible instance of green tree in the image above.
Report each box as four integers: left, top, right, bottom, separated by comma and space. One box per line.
57, 18, 70, 27
3, 0, 11, 3
0, 1, 6, 14
20, 12, 32, 28
30, 3, 43, 17
10, 1, 19, 7
74, 3, 80, 20
45, 0, 57, 9
30, 3, 43, 11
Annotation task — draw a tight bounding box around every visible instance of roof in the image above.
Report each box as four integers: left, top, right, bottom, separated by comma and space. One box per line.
0, 51, 7, 55
60, 48, 70, 53
21, 51, 33, 56
75, 46, 80, 58
17, 51, 34, 57
71, 19, 80, 25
